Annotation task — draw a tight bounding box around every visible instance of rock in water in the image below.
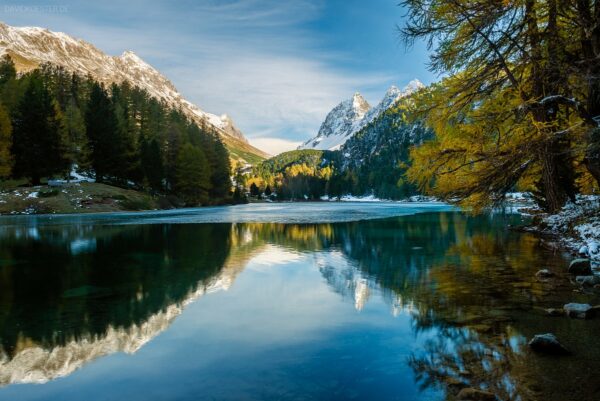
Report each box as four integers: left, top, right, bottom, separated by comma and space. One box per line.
456, 388, 497, 400
564, 303, 594, 319
575, 275, 600, 287
528, 333, 570, 355
545, 308, 563, 317
535, 269, 554, 278
568, 259, 592, 275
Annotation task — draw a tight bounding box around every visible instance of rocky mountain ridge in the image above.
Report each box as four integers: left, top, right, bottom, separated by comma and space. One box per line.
299, 79, 424, 151
0, 22, 268, 163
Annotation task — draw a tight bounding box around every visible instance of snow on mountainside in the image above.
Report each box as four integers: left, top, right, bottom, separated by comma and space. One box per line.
0, 22, 268, 162
299, 79, 424, 151
299, 93, 370, 151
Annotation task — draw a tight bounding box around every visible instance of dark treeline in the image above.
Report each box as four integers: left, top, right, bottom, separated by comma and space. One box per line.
0, 55, 232, 206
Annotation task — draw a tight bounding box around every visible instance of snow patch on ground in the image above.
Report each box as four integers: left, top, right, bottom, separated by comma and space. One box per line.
542, 195, 600, 262
339, 194, 383, 202
320, 194, 441, 203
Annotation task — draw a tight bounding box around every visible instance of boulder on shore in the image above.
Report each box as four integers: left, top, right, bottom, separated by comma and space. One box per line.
528, 333, 570, 355
564, 303, 594, 319
568, 259, 592, 275
456, 387, 497, 400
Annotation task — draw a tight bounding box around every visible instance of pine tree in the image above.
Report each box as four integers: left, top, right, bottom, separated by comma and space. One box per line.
112, 83, 141, 183
62, 100, 87, 175
11, 72, 67, 185
85, 82, 119, 182
141, 136, 164, 191
174, 144, 211, 205
208, 134, 231, 200
0, 55, 16, 87
0, 103, 12, 178
165, 122, 182, 190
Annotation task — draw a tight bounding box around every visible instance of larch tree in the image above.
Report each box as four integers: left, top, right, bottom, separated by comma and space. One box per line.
401, 0, 600, 212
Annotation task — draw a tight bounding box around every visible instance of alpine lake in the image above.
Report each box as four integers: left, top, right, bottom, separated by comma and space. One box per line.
0, 202, 599, 401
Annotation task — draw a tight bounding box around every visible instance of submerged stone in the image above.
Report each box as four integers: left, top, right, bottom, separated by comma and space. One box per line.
575, 275, 600, 287
62, 285, 111, 298
568, 259, 592, 275
545, 308, 563, 317
563, 303, 593, 319
535, 269, 554, 278
456, 387, 497, 400
528, 333, 570, 355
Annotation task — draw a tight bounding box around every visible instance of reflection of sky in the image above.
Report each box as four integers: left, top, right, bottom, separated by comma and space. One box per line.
0, 245, 442, 401
69, 238, 97, 255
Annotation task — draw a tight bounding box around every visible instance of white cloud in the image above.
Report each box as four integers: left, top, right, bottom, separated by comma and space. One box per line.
0, 0, 403, 149
170, 46, 393, 145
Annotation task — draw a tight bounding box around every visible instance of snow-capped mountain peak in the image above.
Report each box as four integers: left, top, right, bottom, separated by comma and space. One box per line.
352, 92, 369, 115
299, 80, 424, 151
0, 22, 269, 161
299, 92, 370, 151
403, 79, 425, 94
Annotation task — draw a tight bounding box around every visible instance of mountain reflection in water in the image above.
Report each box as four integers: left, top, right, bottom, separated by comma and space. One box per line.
0, 211, 599, 401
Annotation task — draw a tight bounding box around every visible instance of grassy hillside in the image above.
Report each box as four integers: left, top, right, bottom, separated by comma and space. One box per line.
223, 135, 269, 165
0, 182, 158, 215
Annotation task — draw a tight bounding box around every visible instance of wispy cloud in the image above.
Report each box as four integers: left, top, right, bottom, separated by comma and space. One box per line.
1, 0, 420, 155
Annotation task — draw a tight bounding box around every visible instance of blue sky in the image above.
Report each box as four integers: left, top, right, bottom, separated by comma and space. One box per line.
1, 0, 435, 154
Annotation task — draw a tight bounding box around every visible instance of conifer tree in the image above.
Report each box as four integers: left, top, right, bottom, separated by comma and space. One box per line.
174, 143, 211, 205
400, 0, 600, 212
85, 82, 119, 182
141, 136, 164, 191
62, 100, 87, 174
11, 72, 67, 185
0, 55, 16, 87
0, 103, 12, 178
209, 134, 231, 199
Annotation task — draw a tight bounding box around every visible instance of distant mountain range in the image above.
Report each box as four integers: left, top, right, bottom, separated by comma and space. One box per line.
299, 79, 424, 151
0, 22, 269, 164
254, 79, 432, 199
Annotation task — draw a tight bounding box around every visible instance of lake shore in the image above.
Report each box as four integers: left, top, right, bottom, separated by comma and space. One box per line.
0, 182, 159, 215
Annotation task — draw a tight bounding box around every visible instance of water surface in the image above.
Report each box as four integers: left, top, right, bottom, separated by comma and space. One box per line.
0, 203, 599, 401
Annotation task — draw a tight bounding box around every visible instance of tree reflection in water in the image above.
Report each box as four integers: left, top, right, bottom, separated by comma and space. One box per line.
0, 211, 599, 400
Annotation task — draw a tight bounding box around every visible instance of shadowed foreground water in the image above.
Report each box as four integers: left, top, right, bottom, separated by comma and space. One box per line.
0, 204, 599, 401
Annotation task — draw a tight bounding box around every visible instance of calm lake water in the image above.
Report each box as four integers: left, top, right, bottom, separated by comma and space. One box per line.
0, 203, 599, 401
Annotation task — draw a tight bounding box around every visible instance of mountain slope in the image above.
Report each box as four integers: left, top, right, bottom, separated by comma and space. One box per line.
299, 80, 424, 151
299, 93, 370, 150
0, 22, 268, 164
339, 100, 434, 198
253, 83, 432, 200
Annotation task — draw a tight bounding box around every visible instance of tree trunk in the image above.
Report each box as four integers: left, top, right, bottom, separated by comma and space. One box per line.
584, 128, 600, 186
576, 0, 600, 187
539, 146, 569, 213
